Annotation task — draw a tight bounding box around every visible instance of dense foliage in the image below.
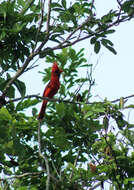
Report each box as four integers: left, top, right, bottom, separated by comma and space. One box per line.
0, 0, 134, 189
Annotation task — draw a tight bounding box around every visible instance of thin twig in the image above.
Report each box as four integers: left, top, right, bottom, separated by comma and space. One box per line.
111, 94, 134, 103
92, 53, 103, 73
46, 16, 130, 51
33, 0, 46, 52
88, 182, 102, 190
103, 135, 122, 190
91, 0, 95, 11
57, 16, 94, 47
52, 160, 61, 179
38, 121, 50, 190
6, 94, 85, 105
24, 64, 38, 72
46, 0, 52, 34
69, 149, 80, 181
86, 65, 94, 103
0, 171, 58, 183
117, 0, 123, 7
1, 171, 43, 180
58, 12, 126, 49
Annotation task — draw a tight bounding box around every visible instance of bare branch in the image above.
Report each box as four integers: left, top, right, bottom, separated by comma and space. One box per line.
39, 15, 130, 54
89, 182, 102, 190
103, 135, 122, 190
6, 94, 85, 106
0, 171, 58, 183
111, 94, 134, 103
69, 149, 80, 181
1, 171, 43, 180
24, 64, 38, 72
86, 65, 95, 103
57, 16, 95, 47
5, 93, 134, 107
46, 0, 52, 34
33, 0, 46, 52
38, 121, 50, 190
116, 0, 123, 7
52, 160, 61, 180
91, 0, 95, 11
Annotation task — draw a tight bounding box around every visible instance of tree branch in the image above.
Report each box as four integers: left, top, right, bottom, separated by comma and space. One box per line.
38, 121, 50, 190
5, 93, 134, 107
46, 0, 52, 34
69, 149, 80, 181
0, 171, 58, 183
111, 94, 134, 103
39, 15, 130, 54
33, 0, 46, 52
2, 171, 43, 180
116, 0, 123, 7
103, 135, 122, 190
6, 94, 83, 105
89, 182, 102, 190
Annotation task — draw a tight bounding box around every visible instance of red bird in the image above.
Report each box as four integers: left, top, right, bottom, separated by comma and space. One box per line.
38, 62, 63, 120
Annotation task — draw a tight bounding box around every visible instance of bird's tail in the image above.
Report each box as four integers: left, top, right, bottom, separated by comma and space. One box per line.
38, 100, 48, 120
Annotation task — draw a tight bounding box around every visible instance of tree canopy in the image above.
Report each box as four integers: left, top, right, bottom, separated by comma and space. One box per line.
0, 0, 134, 189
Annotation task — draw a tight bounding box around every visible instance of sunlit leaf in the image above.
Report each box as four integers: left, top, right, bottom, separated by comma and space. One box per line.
94, 41, 101, 53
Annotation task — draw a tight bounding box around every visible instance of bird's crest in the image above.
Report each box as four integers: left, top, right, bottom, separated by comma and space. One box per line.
52, 62, 63, 73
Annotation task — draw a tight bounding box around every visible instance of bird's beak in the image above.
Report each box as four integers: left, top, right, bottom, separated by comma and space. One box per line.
60, 68, 63, 73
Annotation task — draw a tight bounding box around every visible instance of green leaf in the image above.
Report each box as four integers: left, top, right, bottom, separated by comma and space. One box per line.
94, 41, 101, 53
13, 79, 26, 98
17, 186, 28, 190
84, 111, 93, 119
105, 45, 117, 55
5, 140, 13, 150
32, 107, 38, 116
0, 107, 12, 121
122, 1, 134, 13
7, 86, 15, 98
0, 78, 7, 91
90, 37, 97, 44
59, 84, 66, 96
39, 48, 54, 58
16, 98, 39, 111
0, 78, 15, 98
62, 0, 66, 9
105, 29, 115, 34
101, 38, 117, 54
13, 138, 26, 155
54, 128, 69, 149
101, 38, 113, 46
83, 103, 105, 119
56, 102, 65, 115
125, 104, 134, 109
51, 2, 62, 8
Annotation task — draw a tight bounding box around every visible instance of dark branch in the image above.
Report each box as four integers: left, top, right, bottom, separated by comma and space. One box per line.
5, 93, 134, 106
38, 122, 50, 190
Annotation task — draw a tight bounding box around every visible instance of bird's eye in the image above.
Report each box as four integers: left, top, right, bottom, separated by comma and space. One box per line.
55, 70, 59, 73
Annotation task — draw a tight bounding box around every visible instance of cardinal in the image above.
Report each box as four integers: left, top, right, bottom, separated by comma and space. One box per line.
38, 62, 63, 120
